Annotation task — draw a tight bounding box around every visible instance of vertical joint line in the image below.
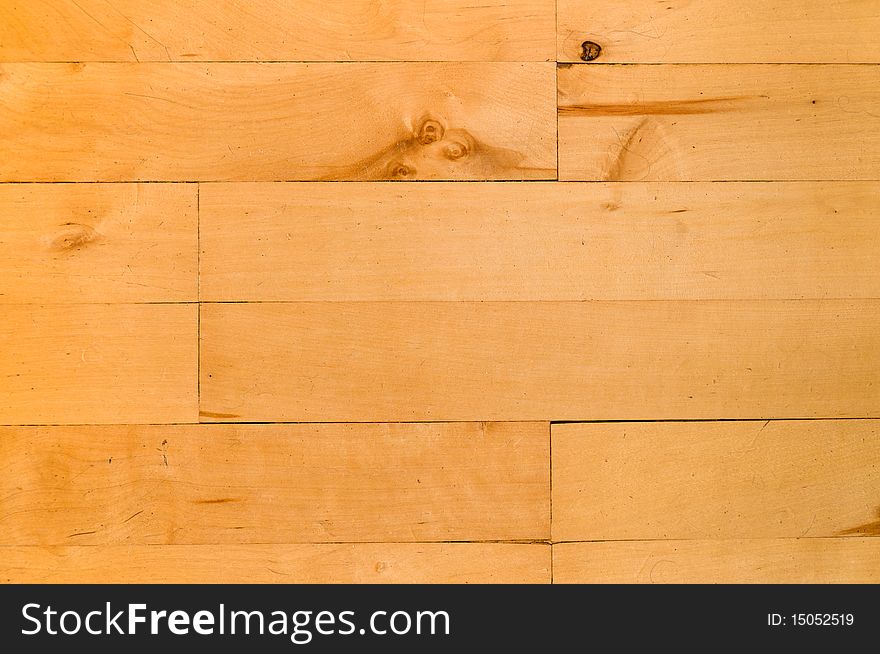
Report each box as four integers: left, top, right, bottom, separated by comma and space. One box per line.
549, 420, 553, 584
196, 183, 201, 419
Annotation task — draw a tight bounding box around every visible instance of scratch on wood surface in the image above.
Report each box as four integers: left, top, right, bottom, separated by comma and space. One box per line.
122, 509, 144, 523
559, 96, 757, 117
605, 118, 649, 181
193, 497, 241, 505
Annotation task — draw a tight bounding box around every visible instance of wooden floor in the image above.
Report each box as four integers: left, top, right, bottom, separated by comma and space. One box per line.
2, 1, 878, 584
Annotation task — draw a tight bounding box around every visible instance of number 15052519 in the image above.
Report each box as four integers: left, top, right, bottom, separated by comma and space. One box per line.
768, 613, 854, 627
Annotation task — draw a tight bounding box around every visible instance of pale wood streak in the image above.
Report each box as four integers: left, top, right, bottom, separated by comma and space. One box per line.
200, 181, 880, 301
0, 423, 549, 544
0, 543, 550, 584
200, 301, 880, 422
554, 540, 880, 584
552, 420, 880, 541
0, 0, 555, 62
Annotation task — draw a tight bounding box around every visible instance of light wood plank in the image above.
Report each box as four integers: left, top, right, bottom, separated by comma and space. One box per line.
558, 1, 880, 63
0, 183, 197, 303
554, 540, 880, 584
200, 301, 880, 422
0, 62, 556, 182
200, 181, 880, 301
552, 420, 880, 541
558, 65, 880, 181
0, 304, 197, 424
0, 0, 555, 63
0, 422, 549, 544
0, 543, 550, 583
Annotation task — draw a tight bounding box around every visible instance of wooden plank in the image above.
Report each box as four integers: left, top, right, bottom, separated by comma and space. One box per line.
552, 421, 880, 541
558, 1, 880, 63
553, 540, 880, 584
0, 304, 197, 424
0, 1, 555, 63
200, 181, 880, 302
0, 183, 197, 303
0, 543, 550, 583
0, 62, 556, 182
0, 422, 549, 544
558, 65, 880, 181
199, 301, 880, 422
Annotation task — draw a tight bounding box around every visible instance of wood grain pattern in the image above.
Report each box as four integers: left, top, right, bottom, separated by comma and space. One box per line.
558, 65, 880, 181
0, 422, 549, 544
0, 62, 556, 182
0, 543, 550, 583
200, 181, 880, 301
0, 304, 197, 424
0, 0, 555, 63
0, 183, 197, 303
558, 0, 880, 63
200, 301, 880, 422
552, 420, 880, 541
553, 540, 880, 584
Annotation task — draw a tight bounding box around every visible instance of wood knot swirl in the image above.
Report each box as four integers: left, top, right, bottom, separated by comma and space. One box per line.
49, 222, 99, 251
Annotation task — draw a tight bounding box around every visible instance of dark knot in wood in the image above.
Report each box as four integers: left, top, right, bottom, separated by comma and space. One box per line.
580, 41, 602, 62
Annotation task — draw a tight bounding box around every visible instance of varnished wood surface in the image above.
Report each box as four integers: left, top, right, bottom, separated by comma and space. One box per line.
552, 421, 880, 541
3, 1, 879, 585
558, 1, 880, 63
0, 423, 549, 544
1, 543, 551, 584
0, 62, 556, 182
558, 65, 880, 181
200, 181, 880, 301
0, 183, 197, 303
1, 304, 197, 425
200, 301, 880, 422
0, 1, 555, 62
554, 540, 880, 584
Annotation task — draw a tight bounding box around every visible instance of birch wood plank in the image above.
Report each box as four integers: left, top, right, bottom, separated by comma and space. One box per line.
0, 543, 550, 583
0, 304, 197, 424
0, 62, 556, 182
558, 0, 880, 63
0, 0, 555, 63
0, 422, 549, 544
552, 420, 880, 541
199, 301, 880, 422
553, 540, 880, 584
0, 183, 197, 303
558, 64, 880, 181
200, 181, 880, 301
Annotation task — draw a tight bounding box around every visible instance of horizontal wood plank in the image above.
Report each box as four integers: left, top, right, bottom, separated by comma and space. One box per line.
0, 304, 197, 424
0, 543, 549, 583
558, 1, 880, 63
200, 181, 880, 301
0, 183, 197, 303
0, 0, 555, 62
200, 301, 880, 422
553, 540, 880, 584
0, 422, 549, 544
0, 62, 556, 182
552, 420, 880, 541
558, 65, 880, 181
